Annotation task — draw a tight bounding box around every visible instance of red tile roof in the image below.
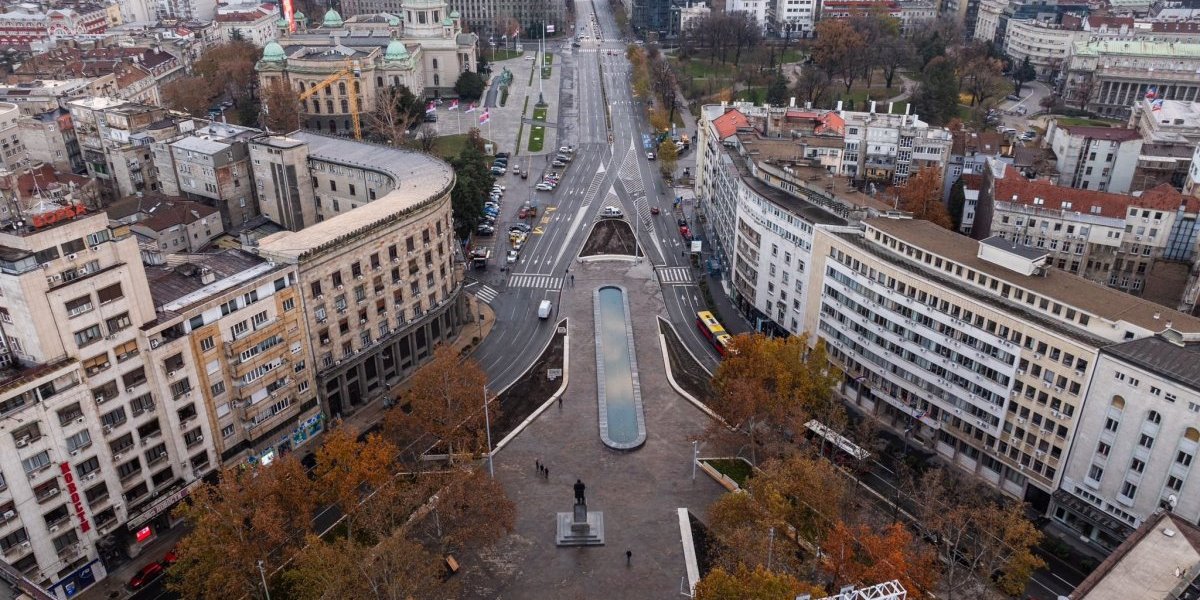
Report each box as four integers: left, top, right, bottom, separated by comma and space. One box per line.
1087, 15, 1133, 29
1151, 21, 1200, 33
994, 166, 1186, 219
960, 173, 984, 190
712, 109, 751, 140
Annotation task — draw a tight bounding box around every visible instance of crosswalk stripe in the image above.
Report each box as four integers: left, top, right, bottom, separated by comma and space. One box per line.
473, 284, 499, 303
509, 275, 564, 289
657, 267, 692, 285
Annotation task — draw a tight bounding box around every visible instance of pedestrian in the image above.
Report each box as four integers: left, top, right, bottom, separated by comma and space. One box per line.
570, 273, 575, 286
625, 549, 632, 566
536, 458, 541, 472
544, 466, 550, 479
558, 396, 563, 408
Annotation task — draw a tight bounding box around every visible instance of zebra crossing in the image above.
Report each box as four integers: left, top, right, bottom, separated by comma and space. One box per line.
657, 267, 693, 285
510, 274, 563, 290
468, 282, 499, 304
618, 146, 645, 197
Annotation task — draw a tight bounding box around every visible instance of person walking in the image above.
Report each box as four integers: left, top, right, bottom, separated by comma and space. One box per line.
625, 549, 632, 566
536, 458, 541, 472
544, 466, 550, 479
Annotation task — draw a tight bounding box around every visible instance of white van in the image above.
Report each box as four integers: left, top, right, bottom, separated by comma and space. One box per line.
538, 300, 552, 319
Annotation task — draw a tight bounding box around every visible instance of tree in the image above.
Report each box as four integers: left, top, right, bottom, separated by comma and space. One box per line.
958, 45, 1008, 108
877, 34, 913, 90
750, 454, 847, 546
313, 428, 398, 537
446, 128, 495, 237
793, 66, 832, 108
453, 71, 486, 101
766, 71, 789, 106
821, 521, 939, 596
812, 20, 865, 93
161, 77, 218, 116
910, 469, 1046, 599
168, 457, 317, 600
911, 56, 960, 126
657, 138, 678, 177
282, 532, 445, 600
262, 79, 300, 132
366, 85, 425, 147
384, 346, 492, 463
416, 125, 438, 153
694, 565, 821, 600
895, 166, 953, 229
711, 333, 841, 465
419, 468, 516, 551
1014, 56, 1037, 93
947, 177, 967, 231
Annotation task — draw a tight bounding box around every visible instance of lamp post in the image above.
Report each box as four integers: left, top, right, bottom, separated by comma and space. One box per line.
502, 34, 508, 51
489, 37, 495, 61
477, 312, 484, 340
257, 560, 272, 600
483, 383, 495, 478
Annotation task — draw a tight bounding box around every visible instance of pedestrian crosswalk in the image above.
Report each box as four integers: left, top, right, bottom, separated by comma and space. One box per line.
657, 267, 692, 285
510, 274, 563, 290
469, 283, 499, 304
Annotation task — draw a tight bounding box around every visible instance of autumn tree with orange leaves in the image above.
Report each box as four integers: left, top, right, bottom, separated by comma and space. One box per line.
895, 166, 954, 230
313, 427, 399, 537
821, 521, 939, 595
385, 345, 495, 464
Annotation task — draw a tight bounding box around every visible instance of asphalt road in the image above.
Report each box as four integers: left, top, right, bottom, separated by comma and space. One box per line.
470, 0, 721, 389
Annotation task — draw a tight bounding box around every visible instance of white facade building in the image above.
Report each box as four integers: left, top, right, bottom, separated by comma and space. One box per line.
726, 0, 770, 32
1043, 122, 1142, 193
1053, 335, 1200, 553
1003, 19, 1082, 81
773, 0, 816, 37
214, 2, 281, 47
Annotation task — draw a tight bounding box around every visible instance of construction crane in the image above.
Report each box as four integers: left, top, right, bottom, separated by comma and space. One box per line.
297, 60, 363, 139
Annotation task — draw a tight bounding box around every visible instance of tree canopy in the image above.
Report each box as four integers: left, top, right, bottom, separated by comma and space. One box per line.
895, 166, 953, 229
453, 71, 486, 101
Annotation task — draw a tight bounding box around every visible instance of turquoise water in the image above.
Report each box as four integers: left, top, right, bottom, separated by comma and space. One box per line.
597, 286, 638, 444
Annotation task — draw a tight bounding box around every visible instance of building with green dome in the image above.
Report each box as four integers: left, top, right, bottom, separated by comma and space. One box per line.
340, 0, 563, 40
256, 0, 478, 136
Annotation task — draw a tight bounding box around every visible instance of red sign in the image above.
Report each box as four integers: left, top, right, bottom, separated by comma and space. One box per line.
136, 526, 153, 543
58, 462, 91, 534
32, 205, 86, 229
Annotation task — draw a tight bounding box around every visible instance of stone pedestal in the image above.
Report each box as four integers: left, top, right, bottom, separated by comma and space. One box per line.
556, 501, 605, 546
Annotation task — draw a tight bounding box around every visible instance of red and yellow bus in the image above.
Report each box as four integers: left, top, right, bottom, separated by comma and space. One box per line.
695, 311, 732, 356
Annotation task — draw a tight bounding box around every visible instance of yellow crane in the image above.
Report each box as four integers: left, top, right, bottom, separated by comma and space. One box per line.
297, 60, 363, 140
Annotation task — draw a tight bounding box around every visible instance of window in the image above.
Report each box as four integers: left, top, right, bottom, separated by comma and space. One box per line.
116, 459, 141, 480
221, 424, 235, 438
96, 283, 123, 304
1088, 464, 1104, 482
283, 298, 295, 312
65, 296, 93, 317
1178, 450, 1194, 467
66, 429, 91, 453
1120, 481, 1138, 500
1096, 441, 1111, 457
1130, 458, 1145, 473
1147, 410, 1162, 425
1166, 475, 1184, 492
101, 407, 127, 428
1138, 434, 1154, 449
105, 313, 131, 333
210, 380, 225, 396
74, 325, 102, 346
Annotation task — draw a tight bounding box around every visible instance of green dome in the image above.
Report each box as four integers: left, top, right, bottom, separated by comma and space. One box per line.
449, 10, 460, 18
261, 41, 286, 61
385, 39, 409, 60
294, 10, 305, 20
322, 8, 343, 27
275, 17, 288, 27
442, 17, 452, 25
387, 15, 401, 26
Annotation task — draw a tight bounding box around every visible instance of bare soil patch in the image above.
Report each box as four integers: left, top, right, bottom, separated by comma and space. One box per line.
659, 319, 715, 404
580, 218, 642, 257
493, 324, 566, 439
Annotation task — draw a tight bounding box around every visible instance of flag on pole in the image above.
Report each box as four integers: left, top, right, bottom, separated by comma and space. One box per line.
1145, 86, 1158, 99
1152, 98, 1164, 112
425, 101, 436, 114
465, 102, 477, 113
282, 0, 296, 33
479, 109, 490, 125
448, 99, 459, 110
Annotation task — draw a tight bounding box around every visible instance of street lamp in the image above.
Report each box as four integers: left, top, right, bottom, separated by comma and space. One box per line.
482, 383, 495, 478
477, 312, 485, 340
257, 560, 272, 600
502, 34, 508, 51
489, 37, 495, 61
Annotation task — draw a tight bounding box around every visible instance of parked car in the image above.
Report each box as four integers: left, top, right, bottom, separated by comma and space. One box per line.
536, 182, 554, 191
129, 563, 165, 590
496, 152, 510, 159
679, 225, 691, 241
650, 206, 660, 215
521, 170, 529, 179
506, 250, 519, 263
476, 225, 495, 235
647, 151, 656, 160
1006, 93, 1021, 101
551, 160, 566, 167
677, 218, 687, 227
559, 146, 575, 154
509, 223, 531, 233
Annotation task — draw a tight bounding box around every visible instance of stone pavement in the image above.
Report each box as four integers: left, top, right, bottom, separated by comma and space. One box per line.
431, 48, 563, 158
459, 257, 728, 599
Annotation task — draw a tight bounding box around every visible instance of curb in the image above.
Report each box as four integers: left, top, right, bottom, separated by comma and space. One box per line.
655, 316, 727, 425
490, 318, 569, 453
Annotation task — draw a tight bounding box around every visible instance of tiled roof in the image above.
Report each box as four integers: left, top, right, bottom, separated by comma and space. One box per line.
1087, 15, 1133, 28
1058, 125, 1142, 142
1150, 21, 1200, 33
993, 166, 1183, 219
960, 173, 984, 189
712, 109, 751, 140
952, 130, 1004, 155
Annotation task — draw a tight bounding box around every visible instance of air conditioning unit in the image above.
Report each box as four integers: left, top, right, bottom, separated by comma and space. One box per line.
96, 394, 107, 403
392, 257, 400, 264
356, 275, 364, 281
140, 438, 149, 446
113, 453, 122, 460
168, 371, 176, 378
103, 425, 111, 434
91, 245, 100, 252
359, 318, 367, 324
1033, 353, 1042, 359
126, 387, 136, 394
2, 510, 14, 520
15, 438, 28, 448
196, 435, 204, 442
20, 541, 29, 548
334, 359, 342, 366
49, 525, 58, 533
1017, 418, 1025, 425
317, 294, 324, 300
69, 450, 79, 456
336, 285, 344, 291
1035, 450, 1045, 458
1051, 410, 1061, 418
67, 253, 77, 260
150, 339, 160, 349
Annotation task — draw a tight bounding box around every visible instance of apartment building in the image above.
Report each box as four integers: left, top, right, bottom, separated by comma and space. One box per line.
1063, 39, 1200, 118
213, 1, 280, 47
944, 130, 1004, 205
976, 160, 1200, 299
0, 102, 25, 171
105, 195, 224, 253
141, 250, 320, 469
1042, 123, 1142, 193
18, 108, 83, 174
1126, 98, 1200, 191
66, 98, 170, 201
771, 0, 815, 38
0, 206, 214, 593
727, 0, 770, 32
153, 122, 261, 231
250, 131, 408, 231
1053, 333, 1200, 552
1002, 19, 1082, 81
806, 215, 1200, 507
253, 144, 465, 420
840, 102, 952, 186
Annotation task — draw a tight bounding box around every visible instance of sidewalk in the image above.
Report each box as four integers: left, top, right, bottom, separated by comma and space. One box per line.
80, 525, 188, 600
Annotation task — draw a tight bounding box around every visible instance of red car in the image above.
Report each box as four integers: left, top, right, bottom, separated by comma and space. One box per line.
129, 562, 164, 590
679, 225, 691, 241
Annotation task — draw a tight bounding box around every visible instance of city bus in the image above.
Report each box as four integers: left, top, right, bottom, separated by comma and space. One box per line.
695, 311, 732, 356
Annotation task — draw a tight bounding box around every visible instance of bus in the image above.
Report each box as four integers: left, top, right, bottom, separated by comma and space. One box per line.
695, 311, 732, 356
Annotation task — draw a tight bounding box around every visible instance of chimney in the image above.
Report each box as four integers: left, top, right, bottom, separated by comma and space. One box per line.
887, 101, 894, 114
805, 101, 812, 109
721, 100, 728, 111
836, 100, 843, 113
870, 101, 876, 114
1153, 311, 1161, 320
789, 97, 795, 108
905, 103, 911, 116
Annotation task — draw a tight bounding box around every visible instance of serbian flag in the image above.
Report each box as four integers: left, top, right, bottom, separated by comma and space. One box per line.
448, 99, 459, 110
425, 101, 436, 114
465, 102, 477, 113
479, 109, 490, 125
1145, 86, 1158, 99
1152, 98, 1164, 112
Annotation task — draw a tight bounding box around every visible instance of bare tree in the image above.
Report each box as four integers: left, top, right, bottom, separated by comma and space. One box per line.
366, 85, 424, 147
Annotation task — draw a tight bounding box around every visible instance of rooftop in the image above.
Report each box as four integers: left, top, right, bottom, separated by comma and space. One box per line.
1058, 125, 1142, 141
711, 108, 750, 140
146, 249, 276, 310
1103, 334, 1200, 390
107, 194, 218, 231
992, 164, 1186, 219
1073, 38, 1200, 58
864, 217, 1200, 334
952, 130, 1005, 156
254, 134, 453, 261
980, 235, 1049, 260
1068, 511, 1200, 600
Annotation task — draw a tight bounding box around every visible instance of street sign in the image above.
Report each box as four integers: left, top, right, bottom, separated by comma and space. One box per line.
690, 240, 702, 253
548, 368, 563, 380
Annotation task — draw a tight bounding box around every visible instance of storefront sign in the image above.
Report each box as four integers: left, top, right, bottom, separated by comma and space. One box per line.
50, 559, 104, 599
31, 205, 86, 229
135, 525, 153, 543
126, 478, 202, 530
58, 462, 90, 533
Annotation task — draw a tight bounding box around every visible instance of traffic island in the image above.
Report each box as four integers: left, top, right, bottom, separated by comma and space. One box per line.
657, 319, 714, 404
579, 219, 641, 257
492, 322, 567, 443
527, 105, 548, 152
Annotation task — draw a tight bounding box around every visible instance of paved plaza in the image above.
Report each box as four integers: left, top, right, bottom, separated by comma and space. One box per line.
460, 257, 728, 599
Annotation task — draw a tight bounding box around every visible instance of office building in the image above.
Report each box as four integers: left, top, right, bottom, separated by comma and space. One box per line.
1042, 123, 1142, 194
213, 1, 281, 46
1063, 39, 1200, 118
1066, 511, 1200, 599
152, 121, 261, 231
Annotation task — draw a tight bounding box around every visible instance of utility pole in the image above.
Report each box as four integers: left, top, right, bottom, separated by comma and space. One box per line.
691, 440, 698, 480
766, 527, 775, 571
483, 384, 495, 477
